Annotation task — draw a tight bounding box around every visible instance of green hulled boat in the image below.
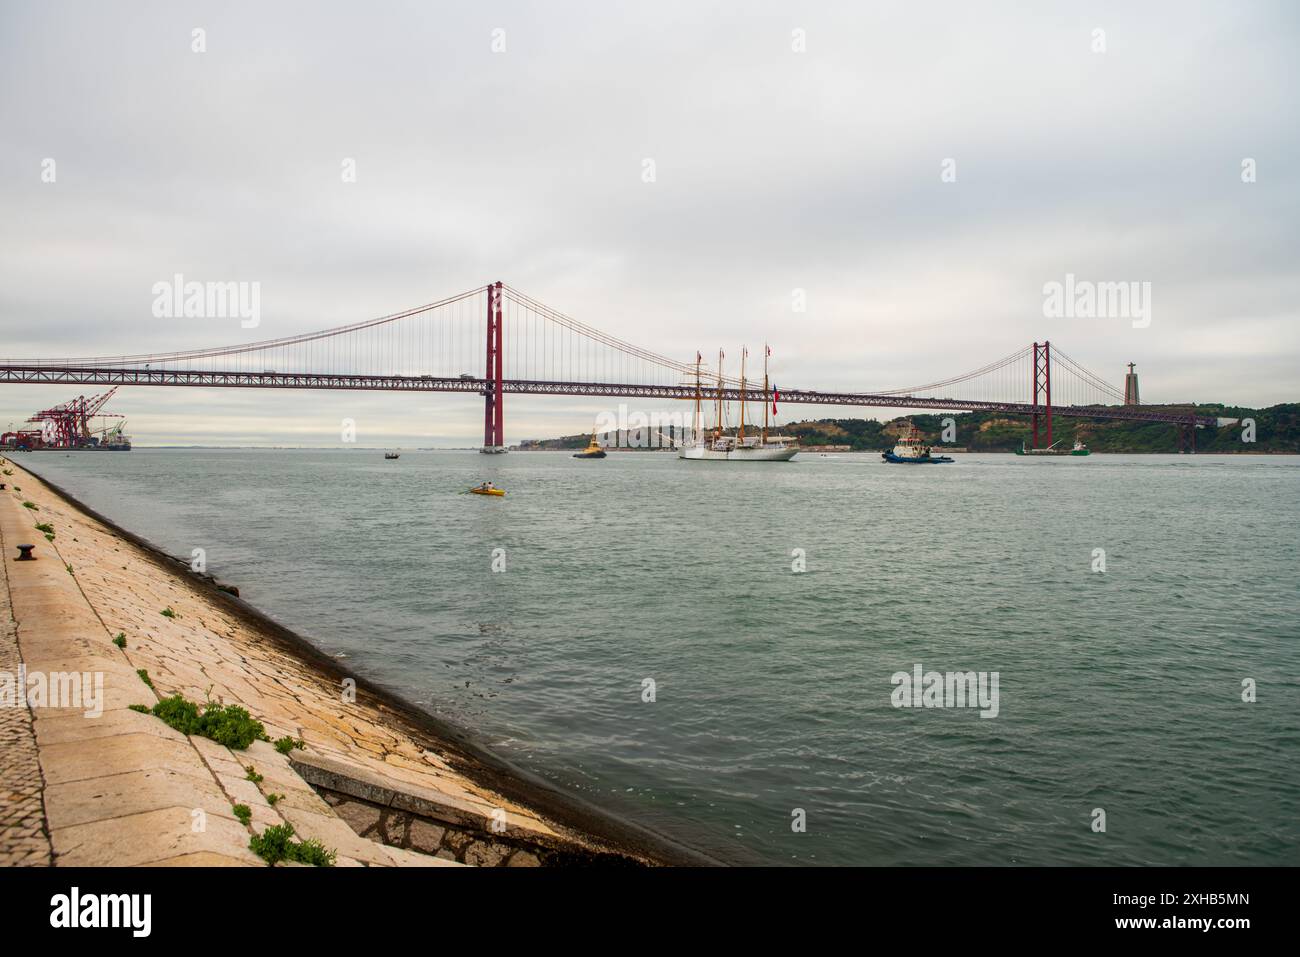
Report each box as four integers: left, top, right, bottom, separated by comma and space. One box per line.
1015, 440, 1091, 456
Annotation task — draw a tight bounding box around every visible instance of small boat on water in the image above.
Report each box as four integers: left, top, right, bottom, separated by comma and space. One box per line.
469, 487, 505, 496
384, 452, 400, 459
573, 435, 607, 459
882, 425, 954, 464
1015, 439, 1090, 456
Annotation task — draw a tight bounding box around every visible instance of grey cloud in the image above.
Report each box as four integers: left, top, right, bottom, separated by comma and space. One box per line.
1, 0, 1296, 446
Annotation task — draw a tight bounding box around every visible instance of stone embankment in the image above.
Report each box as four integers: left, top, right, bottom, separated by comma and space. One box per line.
0, 457, 654, 867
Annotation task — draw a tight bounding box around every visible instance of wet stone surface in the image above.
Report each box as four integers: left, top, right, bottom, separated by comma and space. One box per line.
322, 788, 543, 867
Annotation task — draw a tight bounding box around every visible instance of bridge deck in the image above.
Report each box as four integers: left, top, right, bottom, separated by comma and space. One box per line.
0, 366, 1217, 427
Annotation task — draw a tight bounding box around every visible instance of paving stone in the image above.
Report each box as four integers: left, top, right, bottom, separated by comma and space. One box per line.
34, 707, 188, 746
383, 845, 463, 867
39, 733, 201, 786
148, 851, 255, 867
258, 781, 334, 816
215, 775, 269, 809
52, 806, 262, 867
186, 734, 238, 766
43, 766, 233, 830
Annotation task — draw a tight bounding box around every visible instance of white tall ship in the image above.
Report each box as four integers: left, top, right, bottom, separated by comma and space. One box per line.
678, 346, 798, 462
679, 435, 798, 461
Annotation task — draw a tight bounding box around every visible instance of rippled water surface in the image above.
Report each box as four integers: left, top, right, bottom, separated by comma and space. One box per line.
19, 449, 1300, 865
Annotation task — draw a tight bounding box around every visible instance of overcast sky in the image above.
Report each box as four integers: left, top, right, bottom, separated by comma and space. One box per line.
2, 1, 1296, 446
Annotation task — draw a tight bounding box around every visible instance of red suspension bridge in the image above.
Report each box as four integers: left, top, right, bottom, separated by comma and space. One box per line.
0, 281, 1221, 449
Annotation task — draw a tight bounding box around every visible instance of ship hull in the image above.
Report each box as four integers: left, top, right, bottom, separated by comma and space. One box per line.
1014, 449, 1091, 456
678, 445, 798, 461
882, 452, 953, 464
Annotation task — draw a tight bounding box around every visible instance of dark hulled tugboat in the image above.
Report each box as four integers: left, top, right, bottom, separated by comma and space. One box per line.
882, 425, 954, 464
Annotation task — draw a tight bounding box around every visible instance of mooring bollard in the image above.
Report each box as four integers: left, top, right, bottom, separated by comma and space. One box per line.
16, 544, 36, 561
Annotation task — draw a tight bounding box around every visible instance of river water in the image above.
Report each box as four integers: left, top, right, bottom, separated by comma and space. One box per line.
18, 449, 1300, 865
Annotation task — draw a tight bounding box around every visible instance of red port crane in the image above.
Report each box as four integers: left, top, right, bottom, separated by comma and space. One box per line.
26, 387, 125, 449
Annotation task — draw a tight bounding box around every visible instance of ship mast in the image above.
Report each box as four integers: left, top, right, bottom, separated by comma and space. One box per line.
762, 343, 769, 445
738, 347, 747, 442
693, 352, 702, 445
715, 349, 724, 440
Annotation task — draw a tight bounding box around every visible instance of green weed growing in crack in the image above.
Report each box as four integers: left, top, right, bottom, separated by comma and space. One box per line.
113, 633, 126, 649
136, 669, 154, 689
233, 804, 252, 826
273, 736, 306, 755
249, 823, 335, 867
245, 766, 263, 784
143, 693, 268, 749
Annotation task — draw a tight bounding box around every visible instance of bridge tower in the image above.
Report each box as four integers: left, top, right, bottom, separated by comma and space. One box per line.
1031, 341, 1052, 448
481, 281, 506, 453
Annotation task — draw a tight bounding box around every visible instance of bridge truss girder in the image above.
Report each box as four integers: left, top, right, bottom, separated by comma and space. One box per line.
0, 365, 1218, 428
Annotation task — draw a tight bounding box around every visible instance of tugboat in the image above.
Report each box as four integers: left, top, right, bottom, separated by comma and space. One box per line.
573, 435, 607, 459
882, 425, 954, 464
1014, 439, 1090, 456
384, 452, 400, 460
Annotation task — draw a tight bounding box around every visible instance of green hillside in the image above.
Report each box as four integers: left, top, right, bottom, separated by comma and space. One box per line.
518, 404, 1299, 453
776, 403, 1299, 453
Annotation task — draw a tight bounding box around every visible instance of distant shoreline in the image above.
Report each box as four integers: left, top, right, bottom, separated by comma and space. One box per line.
8, 446, 1299, 455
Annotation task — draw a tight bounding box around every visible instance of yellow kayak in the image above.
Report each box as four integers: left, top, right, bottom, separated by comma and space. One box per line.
469, 488, 505, 496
